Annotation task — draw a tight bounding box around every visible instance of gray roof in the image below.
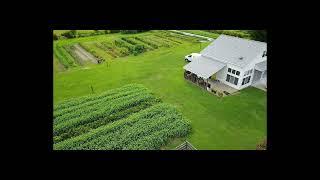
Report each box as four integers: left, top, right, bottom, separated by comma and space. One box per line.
183, 56, 226, 79
200, 34, 267, 68
255, 61, 267, 71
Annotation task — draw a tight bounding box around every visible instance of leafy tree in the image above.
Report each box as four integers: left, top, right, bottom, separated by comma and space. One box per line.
61, 30, 77, 39
53, 33, 58, 40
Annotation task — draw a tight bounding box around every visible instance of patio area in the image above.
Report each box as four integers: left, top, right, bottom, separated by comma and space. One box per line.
207, 79, 238, 96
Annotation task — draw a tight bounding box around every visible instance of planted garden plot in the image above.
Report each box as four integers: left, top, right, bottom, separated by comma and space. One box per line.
153, 34, 183, 44
94, 42, 120, 58
54, 44, 78, 68
53, 84, 191, 150
146, 35, 176, 47
72, 44, 99, 64
53, 30, 203, 71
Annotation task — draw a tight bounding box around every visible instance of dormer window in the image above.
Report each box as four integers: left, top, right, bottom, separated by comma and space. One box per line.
262, 51, 267, 57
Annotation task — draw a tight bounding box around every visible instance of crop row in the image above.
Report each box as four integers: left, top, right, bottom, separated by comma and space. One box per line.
54, 89, 149, 126
54, 103, 191, 150
54, 84, 145, 111
53, 90, 157, 136
79, 108, 188, 150
54, 99, 158, 143
54, 100, 169, 150
53, 85, 147, 120
94, 42, 120, 58
133, 36, 159, 49
53, 44, 77, 68
145, 34, 180, 46
63, 45, 84, 65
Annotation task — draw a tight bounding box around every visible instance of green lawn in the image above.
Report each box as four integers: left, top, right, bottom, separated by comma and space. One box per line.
54, 31, 266, 150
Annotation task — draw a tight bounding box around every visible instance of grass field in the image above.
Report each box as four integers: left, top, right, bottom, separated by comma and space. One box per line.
53, 30, 266, 150
181, 30, 252, 40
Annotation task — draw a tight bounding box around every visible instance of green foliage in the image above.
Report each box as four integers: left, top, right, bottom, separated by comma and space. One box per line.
53, 44, 77, 68
133, 37, 159, 49
120, 30, 149, 34
247, 30, 267, 42
133, 44, 146, 55
53, 84, 190, 150
61, 30, 77, 39
53, 34, 58, 40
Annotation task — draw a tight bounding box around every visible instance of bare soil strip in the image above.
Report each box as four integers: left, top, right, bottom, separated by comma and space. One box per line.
72, 44, 98, 64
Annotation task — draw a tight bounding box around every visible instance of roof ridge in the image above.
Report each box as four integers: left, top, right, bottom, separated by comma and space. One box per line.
202, 54, 243, 68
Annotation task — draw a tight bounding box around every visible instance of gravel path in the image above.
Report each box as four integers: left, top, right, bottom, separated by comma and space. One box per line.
169, 30, 214, 41
73, 44, 98, 64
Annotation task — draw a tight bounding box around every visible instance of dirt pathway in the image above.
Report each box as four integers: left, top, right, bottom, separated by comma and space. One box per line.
72, 44, 98, 64
169, 30, 214, 42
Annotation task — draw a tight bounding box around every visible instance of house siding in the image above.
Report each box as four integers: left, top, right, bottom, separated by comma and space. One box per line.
216, 64, 244, 90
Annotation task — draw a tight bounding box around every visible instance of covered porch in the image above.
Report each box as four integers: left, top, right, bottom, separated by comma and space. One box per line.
183, 56, 237, 96
252, 61, 267, 91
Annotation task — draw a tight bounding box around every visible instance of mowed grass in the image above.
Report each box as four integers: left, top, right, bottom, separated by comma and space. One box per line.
54, 32, 266, 150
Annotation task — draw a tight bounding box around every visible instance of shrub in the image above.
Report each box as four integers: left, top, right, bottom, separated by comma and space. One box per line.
61, 30, 77, 39
53, 34, 58, 40
133, 45, 146, 55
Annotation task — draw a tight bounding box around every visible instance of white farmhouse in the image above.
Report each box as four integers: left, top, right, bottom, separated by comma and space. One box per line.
183, 34, 267, 92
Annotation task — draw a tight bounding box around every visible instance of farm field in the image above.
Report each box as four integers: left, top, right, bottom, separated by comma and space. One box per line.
53, 84, 191, 150
53, 30, 266, 150
53, 30, 200, 71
